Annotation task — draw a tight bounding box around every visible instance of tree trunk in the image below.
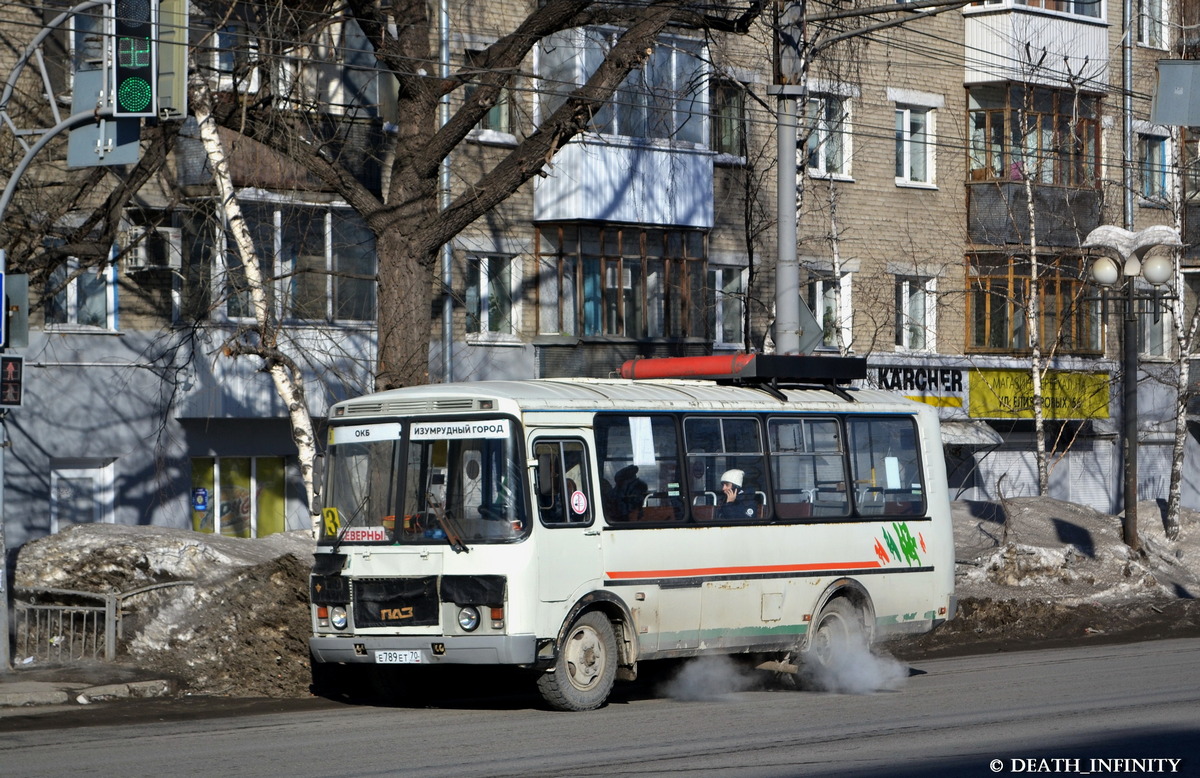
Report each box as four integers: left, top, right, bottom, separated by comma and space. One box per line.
373, 229, 441, 389
192, 75, 320, 532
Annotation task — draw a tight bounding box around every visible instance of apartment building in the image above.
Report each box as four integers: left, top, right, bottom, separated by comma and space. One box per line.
0, 0, 1195, 551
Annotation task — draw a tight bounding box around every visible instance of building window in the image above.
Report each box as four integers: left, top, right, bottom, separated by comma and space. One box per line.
466, 49, 513, 135
537, 224, 707, 339
1137, 133, 1169, 202
1137, 289, 1171, 358
895, 106, 932, 185
707, 266, 745, 347
805, 271, 852, 350
1138, 0, 1165, 48
45, 259, 114, 330
1184, 130, 1200, 202
806, 95, 849, 176
967, 86, 1100, 187
1186, 272, 1200, 358
191, 456, 288, 538
183, 202, 376, 324
204, 22, 259, 93
539, 29, 706, 145
711, 77, 747, 157
895, 276, 936, 351
466, 255, 517, 337
966, 253, 1101, 354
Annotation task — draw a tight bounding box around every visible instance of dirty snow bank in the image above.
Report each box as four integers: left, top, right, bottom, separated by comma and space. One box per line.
14, 523, 316, 698
951, 498, 1200, 604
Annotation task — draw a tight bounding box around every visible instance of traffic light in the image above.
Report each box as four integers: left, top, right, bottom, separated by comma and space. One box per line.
110, 0, 158, 117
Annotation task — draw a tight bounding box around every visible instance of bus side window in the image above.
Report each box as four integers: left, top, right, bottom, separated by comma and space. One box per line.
595, 414, 684, 525
769, 417, 849, 520
845, 417, 926, 517
685, 415, 768, 523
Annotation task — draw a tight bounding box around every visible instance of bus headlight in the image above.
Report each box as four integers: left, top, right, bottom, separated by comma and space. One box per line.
457, 606, 481, 632
330, 606, 349, 630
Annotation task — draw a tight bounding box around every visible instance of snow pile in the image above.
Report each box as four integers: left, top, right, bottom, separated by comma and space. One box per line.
14, 523, 316, 698
952, 498, 1200, 605
14, 523, 314, 592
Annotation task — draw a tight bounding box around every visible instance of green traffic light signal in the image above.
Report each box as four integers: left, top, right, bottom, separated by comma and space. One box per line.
111, 0, 157, 117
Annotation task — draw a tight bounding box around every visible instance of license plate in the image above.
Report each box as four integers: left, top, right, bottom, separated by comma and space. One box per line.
375, 650, 422, 664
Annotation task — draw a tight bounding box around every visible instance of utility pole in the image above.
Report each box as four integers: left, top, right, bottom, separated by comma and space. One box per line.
770, 0, 820, 356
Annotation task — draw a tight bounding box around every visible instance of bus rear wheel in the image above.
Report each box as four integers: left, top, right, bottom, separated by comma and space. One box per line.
795, 597, 872, 692
537, 611, 617, 711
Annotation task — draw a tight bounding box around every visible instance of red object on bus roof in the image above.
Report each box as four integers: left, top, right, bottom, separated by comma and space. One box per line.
618, 353, 867, 383
619, 354, 758, 380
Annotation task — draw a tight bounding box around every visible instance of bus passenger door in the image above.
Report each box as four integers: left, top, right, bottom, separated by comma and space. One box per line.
532, 436, 603, 604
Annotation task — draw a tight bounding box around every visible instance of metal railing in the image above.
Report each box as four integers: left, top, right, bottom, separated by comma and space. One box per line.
13, 582, 194, 663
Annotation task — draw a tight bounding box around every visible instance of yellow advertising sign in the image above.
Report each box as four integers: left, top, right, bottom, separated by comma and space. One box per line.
968, 369, 1110, 420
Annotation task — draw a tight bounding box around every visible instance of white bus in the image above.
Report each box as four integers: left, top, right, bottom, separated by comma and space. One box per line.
309, 355, 956, 710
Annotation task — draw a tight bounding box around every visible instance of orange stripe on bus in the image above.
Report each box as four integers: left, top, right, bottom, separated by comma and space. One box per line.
605, 561, 883, 580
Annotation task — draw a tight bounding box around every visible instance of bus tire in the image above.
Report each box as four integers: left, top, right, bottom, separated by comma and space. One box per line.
537, 611, 618, 711
803, 597, 866, 672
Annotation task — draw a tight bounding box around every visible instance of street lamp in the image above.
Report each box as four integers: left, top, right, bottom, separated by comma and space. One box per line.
1082, 224, 1181, 551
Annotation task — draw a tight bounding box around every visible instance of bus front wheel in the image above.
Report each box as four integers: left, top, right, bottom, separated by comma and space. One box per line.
537, 611, 617, 711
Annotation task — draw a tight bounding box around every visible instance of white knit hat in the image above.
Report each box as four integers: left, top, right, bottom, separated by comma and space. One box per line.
720, 469, 744, 488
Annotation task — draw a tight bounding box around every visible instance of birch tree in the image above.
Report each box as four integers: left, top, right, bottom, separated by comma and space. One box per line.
191, 72, 321, 527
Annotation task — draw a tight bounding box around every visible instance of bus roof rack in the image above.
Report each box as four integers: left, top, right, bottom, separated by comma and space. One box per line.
618, 354, 867, 400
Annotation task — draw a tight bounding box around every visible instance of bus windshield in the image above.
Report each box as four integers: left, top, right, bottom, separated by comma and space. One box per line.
321, 418, 529, 546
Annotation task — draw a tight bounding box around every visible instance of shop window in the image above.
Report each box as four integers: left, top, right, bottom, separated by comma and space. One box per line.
191, 456, 288, 538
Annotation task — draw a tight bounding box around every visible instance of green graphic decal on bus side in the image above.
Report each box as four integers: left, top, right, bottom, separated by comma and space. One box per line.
875, 522, 925, 567
894, 522, 923, 566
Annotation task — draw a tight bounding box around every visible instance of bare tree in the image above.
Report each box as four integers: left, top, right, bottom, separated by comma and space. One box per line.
192, 0, 768, 390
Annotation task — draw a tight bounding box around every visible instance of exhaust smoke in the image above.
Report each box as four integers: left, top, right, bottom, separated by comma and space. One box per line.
800, 622, 909, 694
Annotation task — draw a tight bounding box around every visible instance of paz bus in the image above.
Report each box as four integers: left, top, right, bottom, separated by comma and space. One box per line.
308, 354, 956, 710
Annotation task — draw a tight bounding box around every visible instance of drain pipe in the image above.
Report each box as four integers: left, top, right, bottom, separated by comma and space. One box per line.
439, 0, 453, 382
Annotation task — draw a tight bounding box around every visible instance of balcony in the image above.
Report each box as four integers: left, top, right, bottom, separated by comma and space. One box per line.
967, 181, 1101, 246
964, 2, 1109, 88
534, 138, 714, 228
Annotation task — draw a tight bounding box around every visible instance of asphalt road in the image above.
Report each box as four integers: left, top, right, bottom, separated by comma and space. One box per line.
2, 639, 1198, 778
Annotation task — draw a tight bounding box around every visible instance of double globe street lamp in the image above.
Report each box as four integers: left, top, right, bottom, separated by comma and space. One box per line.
1082, 224, 1181, 551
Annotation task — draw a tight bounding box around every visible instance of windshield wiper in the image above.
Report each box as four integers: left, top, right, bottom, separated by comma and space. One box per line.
330, 493, 370, 554
425, 491, 470, 554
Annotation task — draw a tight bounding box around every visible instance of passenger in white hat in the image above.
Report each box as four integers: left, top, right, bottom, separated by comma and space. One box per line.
718, 469, 756, 519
